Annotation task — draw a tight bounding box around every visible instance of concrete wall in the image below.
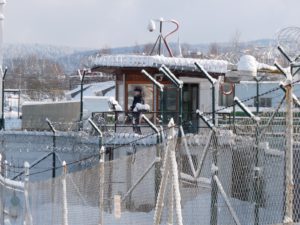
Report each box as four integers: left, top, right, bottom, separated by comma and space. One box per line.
22, 101, 80, 131
0, 131, 99, 181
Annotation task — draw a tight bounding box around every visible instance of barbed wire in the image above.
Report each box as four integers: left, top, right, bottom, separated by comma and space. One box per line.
202, 77, 300, 117
5, 124, 176, 178
3, 76, 300, 177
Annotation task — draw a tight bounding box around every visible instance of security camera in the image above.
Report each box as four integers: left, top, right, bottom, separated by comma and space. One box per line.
147, 19, 156, 32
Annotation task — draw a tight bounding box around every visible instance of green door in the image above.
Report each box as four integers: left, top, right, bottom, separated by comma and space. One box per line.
183, 83, 199, 133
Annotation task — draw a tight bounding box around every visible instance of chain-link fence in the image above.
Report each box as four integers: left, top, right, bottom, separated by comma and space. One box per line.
1, 56, 300, 224
0, 100, 296, 225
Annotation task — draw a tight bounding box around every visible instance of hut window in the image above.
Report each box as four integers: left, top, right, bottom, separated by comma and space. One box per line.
127, 84, 153, 110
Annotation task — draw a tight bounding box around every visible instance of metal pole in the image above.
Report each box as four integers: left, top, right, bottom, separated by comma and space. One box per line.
1, 68, 6, 130
99, 146, 105, 225
233, 85, 236, 126
158, 20, 162, 55
62, 161, 68, 225
194, 62, 217, 125
1, 76, 3, 130
210, 132, 218, 225
254, 122, 261, 225
79, 70, 86, 130
52, 131, 56, 178
0, 154, 3, 225
18, 89, 20, 118
284, 83, 294, 224
179, 87, 183, 127
212, 85, 216, 125
0, 0, 5, 130
88, 118, 103, 149
213, 175, 242, 225
88, 118, 105, 225
24, 161, 33, 225
141, 70, 164, 124
80, 78, 84, 130
122, 158, 160, 201
256, 78, 259, 114
46, 118, 56, 178
160, 90, 164, 125
158, 66, 183, 125
196, 111, 219, 225
153, 119, 175, 225
276, 59, 295, 224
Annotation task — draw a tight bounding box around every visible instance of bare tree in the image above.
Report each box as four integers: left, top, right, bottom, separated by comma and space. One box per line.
231, 30, 242, 54
132, 41, 141, 54
180, 43, 192, 57
5, 54, 66, 101
142, 43, 154, 55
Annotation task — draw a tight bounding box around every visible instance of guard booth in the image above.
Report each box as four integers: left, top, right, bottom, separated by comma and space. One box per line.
91, 55, 228, 132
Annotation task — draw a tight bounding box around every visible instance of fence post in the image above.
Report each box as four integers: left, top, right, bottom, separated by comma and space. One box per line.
196, 110, 218, 225
0, 154, 3, 225
46, 118, 56, 178
153, 119, 173, 225
284, 83, 294, 224
4, 160, 7, 178
99, 146, 105, 225
194, 62, 217, 125
253, 122, 261, 225
24, 161, 32, 225
169, 120, 183, 225
167, 176, 174, 225
210, 133, 218, 225
88, 118, 106, 222
62, 161, 68, 225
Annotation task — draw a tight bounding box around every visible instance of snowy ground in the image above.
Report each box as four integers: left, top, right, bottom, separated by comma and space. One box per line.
2, 191, 283, 225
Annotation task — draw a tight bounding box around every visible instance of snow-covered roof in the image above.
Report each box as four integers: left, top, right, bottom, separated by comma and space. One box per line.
92, 55, 229, 74
65, 81, 115, 100
23, 100, 79, 106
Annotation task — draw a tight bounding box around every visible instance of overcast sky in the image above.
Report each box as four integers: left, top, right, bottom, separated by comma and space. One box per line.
4, 0, 300, 48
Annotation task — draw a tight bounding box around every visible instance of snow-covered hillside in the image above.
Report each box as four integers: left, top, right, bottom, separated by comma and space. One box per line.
3, 43, 99, 74
2, 39, 275, 75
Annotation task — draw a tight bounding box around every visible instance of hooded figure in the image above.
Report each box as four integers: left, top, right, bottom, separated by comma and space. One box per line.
130, 87, 144, 134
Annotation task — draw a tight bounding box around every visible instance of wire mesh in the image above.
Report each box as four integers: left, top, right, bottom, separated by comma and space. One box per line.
0, 105, 295, 225
27, 145, 158, 225
1, 80, 300, 224
1, 182, 24, 224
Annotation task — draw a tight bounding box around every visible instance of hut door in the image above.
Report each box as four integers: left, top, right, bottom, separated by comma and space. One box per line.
183, 84, 199, 133
161, 86, 178, 123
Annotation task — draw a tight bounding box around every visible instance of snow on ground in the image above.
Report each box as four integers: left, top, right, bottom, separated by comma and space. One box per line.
4, 95, 22, 130
3, 191, 282, 225
4, 118, 21, 130
104, 88, 115, 97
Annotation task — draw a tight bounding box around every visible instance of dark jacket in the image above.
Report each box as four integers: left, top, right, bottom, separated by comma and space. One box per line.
130, 95, 144, 111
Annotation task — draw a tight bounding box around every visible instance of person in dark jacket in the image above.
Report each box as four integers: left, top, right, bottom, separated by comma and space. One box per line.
130, 87, 144, 134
